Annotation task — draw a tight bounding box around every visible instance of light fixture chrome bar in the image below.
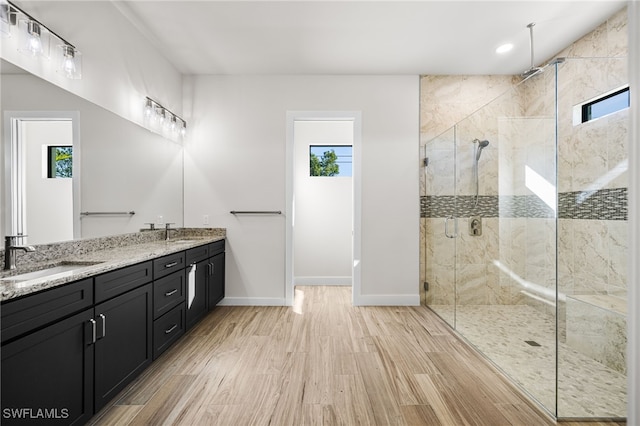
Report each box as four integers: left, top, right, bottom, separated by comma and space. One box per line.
80, 211, 136, 216
230, 210, 282, 215
7, 0, 75, 48
144, 96, 187, 130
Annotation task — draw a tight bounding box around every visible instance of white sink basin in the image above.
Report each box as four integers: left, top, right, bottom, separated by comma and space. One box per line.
1, 262, 103, 284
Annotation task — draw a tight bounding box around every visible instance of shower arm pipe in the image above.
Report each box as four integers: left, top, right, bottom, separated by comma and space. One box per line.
528, 22, 535, 71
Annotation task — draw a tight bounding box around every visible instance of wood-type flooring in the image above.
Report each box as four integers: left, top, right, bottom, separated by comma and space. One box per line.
89, 286, 625, 426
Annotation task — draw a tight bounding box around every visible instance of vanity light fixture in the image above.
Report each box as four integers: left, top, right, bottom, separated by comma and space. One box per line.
0, 0, 12, 36
18, 19, 47, 56
144, 98, 154, 118
5, 1, 82, 79
158, 107, 167, 126
143, 97, 187, 141
57, 44, 82, 79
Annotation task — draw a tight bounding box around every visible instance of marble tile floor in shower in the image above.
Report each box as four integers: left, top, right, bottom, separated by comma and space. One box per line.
429, 304, 627, 419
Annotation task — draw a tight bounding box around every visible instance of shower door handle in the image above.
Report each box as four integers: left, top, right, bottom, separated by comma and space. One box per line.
444, 216, 458, 239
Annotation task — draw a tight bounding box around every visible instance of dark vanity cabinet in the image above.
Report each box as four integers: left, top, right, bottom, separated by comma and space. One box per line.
0, 262, 153, 421
93, 284, 152, 410
0, 239, 224, 425
1, 280, 95, 425
93, 262, 153, 412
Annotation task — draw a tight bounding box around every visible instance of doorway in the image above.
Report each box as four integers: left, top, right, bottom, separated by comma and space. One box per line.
285, 112, 362, 306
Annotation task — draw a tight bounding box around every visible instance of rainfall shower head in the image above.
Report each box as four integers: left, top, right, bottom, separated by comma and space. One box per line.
522, 66, 543, 79
474, 139, 489, 161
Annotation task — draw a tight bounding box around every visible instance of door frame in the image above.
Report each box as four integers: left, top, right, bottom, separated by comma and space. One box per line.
285, 111, 362, 306
3, 111, 81, 242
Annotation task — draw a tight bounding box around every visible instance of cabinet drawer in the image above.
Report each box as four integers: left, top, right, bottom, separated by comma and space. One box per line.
209, 240, 225, 256
95, 261, 152, 303
186, 244, 209, 264
153, 271, 185, 319
153, 304, 185, 359
1, 279, 93, 343
153, 252, 186, 279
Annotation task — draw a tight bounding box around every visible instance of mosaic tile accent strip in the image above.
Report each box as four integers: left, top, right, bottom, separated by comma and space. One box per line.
421, 188, 627, 220
558, 188, 627, 220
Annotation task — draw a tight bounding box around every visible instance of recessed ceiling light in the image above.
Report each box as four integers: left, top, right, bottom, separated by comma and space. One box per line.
496, 43, 514, 54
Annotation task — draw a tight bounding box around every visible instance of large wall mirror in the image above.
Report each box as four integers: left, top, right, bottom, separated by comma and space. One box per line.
1, 59, 184, 245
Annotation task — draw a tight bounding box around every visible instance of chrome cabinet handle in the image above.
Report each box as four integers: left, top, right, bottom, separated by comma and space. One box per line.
89, 319, 97, 344
165, 324, 178, 334
165, 289, 178, 297
99, 314, 106, 339
444, 216, 458, 239
164, 261, 178, 268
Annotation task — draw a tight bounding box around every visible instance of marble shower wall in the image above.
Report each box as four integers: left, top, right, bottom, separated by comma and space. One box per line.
421, 76, 516, 311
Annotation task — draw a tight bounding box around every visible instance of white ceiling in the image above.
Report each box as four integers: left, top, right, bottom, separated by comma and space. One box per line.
115, 0, 627, 76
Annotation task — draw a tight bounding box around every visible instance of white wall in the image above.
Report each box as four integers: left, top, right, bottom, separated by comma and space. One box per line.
0, 1, 182, 128
23, 120, 73, 244
184, 75, 419, 306
294, 120, 353, 285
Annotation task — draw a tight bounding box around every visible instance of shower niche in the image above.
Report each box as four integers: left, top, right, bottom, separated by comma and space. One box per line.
422, 56, 629, 420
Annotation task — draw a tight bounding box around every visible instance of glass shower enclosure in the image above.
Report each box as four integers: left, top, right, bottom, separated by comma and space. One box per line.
422, 57, 628, 419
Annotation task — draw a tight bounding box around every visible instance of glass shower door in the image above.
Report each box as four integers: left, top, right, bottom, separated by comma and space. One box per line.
452, 80, 558, 417
423, 126, 457, 327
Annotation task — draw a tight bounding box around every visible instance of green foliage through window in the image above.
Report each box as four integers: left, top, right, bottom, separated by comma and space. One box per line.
309, 145, 352, 177
47, 146, 73, 178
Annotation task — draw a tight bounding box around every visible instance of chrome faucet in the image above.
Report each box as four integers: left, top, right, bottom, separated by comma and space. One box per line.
4, 235, 36, 270
165, 223, 177, 241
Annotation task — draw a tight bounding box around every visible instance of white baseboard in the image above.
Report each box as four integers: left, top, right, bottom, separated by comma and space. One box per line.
217, 293, 419, 307
294, 276, 352, 286
353, 294, 420, 306
217, 297, 286, 306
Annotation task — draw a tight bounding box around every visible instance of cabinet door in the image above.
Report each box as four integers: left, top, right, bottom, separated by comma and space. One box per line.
94, 283, 152, 411
208, 252, 225, 309
1, 309, 94, 425
185, 261, 208, 330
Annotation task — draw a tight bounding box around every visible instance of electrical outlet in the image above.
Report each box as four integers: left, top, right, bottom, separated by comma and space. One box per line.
203, 214, 209, 225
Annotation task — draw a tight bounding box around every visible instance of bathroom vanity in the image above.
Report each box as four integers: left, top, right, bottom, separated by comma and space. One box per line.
0, 230, 225, 425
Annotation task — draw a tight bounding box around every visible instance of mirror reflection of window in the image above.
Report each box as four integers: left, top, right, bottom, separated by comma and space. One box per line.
47, 146, 73, 178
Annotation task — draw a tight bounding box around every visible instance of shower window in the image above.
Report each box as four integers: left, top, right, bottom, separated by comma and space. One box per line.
578, 86, 630, 124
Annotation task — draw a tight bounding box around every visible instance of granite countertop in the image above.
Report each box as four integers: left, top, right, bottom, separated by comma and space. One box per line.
0, 234, 224, 303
